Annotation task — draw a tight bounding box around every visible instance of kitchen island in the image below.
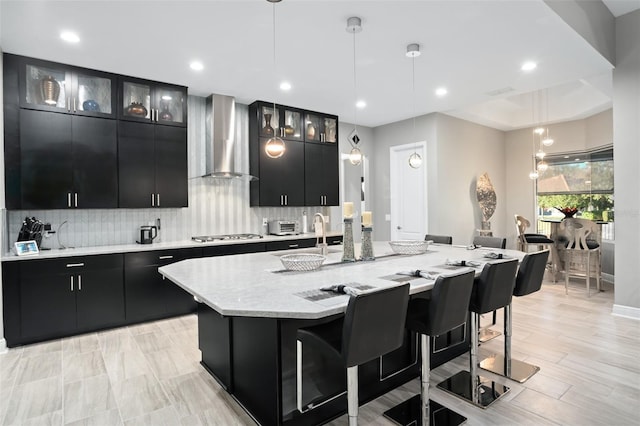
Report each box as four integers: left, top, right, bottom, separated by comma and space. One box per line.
159, 242, 523, 425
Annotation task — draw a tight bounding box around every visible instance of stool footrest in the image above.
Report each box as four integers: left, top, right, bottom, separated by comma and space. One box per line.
478, 327, 501, 343
383, 395, 466, 426
479, 353, 540, 383
437, 371, 509, 409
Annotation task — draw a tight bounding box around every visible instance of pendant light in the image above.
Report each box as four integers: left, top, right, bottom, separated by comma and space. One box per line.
541, 89, 554, 147
346, 17, 362, 166
406, 43, 422, 169
264, 0, 286, 159
529, 92, 539, 180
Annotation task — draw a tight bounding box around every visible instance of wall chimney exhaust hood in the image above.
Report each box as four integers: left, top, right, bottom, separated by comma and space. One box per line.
203, 94, 257, 180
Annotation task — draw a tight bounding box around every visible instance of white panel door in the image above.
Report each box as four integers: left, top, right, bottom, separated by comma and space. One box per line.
390, 142, 427, 241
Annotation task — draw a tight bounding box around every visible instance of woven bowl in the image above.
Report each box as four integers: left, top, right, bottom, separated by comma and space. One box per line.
280, 254, 326, 271
388, 240, 430, 255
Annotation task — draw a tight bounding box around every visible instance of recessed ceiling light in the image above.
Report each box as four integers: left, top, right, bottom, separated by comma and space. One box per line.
533, 127, 545, 135
356, 100, 366, 109
435, 87, 448, 97
190, 61, 204, 71
280, 81, 291, 91
521, 61, 537, 71
60, 31, 80, 43
161, 95, 172, 101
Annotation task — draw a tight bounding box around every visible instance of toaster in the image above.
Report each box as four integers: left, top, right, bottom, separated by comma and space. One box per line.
268, 220, 300, 236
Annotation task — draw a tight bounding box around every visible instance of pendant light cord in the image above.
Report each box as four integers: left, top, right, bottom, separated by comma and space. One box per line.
352, 28, 358, 134
412, 54, 417, 150
272, 2, 277, 115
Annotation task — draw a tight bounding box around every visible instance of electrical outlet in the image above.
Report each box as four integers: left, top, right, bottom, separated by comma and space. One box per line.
262, 217, 268, 226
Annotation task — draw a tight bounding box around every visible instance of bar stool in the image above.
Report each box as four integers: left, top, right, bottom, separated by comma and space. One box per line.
472, 235, 507, 343
480, 250, 549, 382
384, 270, 475, 426
437, 259, 518, 408
296, 284, 410, 426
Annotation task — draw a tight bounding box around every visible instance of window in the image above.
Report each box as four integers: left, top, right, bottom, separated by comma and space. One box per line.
536, 146, 614, 239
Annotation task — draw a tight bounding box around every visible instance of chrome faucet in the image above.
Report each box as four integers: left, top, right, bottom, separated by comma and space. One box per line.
314, 213, 328, 255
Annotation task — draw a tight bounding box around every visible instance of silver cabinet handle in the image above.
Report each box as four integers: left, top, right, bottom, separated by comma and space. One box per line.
159, 255, 174, 260
280, 195, 284, 206
74, 193, 78, 207
151, 194, 155, 207
157, 194, 160, 207
73, 98, 76, 113
68, 192, 72, 208
70, 275, 74, 291
78, 275, 82, 291
67, 98, 71, 112
66, 263, 85, 268
288, 244, 299, 248
285, 195, 288, 205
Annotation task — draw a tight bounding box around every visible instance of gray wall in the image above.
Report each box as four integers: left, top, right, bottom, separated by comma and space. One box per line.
370, 112, 506, 245
613, 9, 640, 316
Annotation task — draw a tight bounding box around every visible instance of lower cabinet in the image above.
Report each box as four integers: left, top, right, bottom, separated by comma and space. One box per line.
14, 254, 124, 343
124, 248, 202, 323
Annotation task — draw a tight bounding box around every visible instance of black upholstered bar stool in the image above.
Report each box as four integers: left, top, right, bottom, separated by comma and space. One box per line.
384, 270, 475, 426
437, 259, 518, 408
480, 250, 549, 383
296, 284, 410, 426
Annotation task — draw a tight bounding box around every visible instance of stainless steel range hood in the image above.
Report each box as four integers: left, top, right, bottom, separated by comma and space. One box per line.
203, 94, 257, 180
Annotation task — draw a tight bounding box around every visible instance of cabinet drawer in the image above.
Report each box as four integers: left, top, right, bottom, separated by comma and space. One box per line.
19, 254, 123, 276
265, 239, 316, 252
124, 248, 202, 268
327, 236, 343, 245
203, 243, 266, 257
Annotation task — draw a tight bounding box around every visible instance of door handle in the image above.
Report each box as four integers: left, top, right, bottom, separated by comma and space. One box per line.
70, 275, 74, 291
288, 244, 299, 248
66, 263, 85, 268
159, 255, 174, 260
157, 194, 160, 207
74, 193, 78, 207
73, 98, 76, 113
68, 192, 72, 208
78, 275, 82, 291
285, 195, 288, 205
151, 194, 155, 207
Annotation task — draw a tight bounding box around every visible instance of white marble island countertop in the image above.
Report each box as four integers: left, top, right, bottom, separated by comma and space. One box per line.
159, 242, 524, 320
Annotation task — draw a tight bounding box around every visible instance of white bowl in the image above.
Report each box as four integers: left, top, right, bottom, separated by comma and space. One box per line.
388, 240, 430, 255
280, 254, 326, 271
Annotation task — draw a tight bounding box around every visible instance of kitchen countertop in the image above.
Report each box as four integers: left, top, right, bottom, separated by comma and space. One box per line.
159, 242, 524, 320
1, 231, 342, 261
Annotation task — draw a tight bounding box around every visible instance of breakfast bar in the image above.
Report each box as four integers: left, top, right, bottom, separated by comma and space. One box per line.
159, 242, 523, 425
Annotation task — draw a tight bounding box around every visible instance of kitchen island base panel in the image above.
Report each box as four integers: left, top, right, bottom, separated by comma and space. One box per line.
197, 301, 471, 425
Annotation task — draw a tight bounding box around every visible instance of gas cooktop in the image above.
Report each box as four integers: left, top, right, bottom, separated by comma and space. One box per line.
191, 234, 263, 243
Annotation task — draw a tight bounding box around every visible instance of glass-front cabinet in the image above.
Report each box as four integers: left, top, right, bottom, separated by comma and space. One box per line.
256, 102, 304, 141
119, 77, 187, 127
304, 112, 338, 143
19, 57, 116, 118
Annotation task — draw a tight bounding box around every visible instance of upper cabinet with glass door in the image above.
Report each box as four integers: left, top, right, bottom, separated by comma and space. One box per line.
304, 111, 338, 144
19, 57, 116, 118
255, 101, 304, 141
119, 77, 187, 127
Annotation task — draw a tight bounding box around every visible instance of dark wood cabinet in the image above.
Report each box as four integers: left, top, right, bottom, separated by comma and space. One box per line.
118, 76, 187, 127
118, 121, 188, 208
124, 248, 201, 323
19, 109, 117, 209
249, 101, 339, 207
15, 255, 125, 342
3, 53, 187, 210
305, 143, 339, 206
17, 55, 117, 118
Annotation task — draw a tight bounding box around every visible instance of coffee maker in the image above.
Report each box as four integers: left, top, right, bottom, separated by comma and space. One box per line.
137, 226, 158, 244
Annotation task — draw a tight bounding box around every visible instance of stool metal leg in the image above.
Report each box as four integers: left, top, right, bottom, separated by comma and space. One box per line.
479, 304, 540, 383
478, 310, 501, 343
437, 313, 509, 408
347, 366, 358, 426
384, 333, 466, 425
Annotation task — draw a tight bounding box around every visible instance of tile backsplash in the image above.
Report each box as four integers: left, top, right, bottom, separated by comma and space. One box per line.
5, 96, 328, 251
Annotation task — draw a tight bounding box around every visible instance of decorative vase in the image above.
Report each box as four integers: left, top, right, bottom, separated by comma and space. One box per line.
82, 99, 100, 112
41, 75, 60, 106
342, 218, 356, 262
306, 122, 316, 140
263, 113, 274, 136
125, 102, 148, 117
159, 104, 173, 121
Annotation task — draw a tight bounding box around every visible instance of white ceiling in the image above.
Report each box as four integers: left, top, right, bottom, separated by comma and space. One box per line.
0, 0, 631, 130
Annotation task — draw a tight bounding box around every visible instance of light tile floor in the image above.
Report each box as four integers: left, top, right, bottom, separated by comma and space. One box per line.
1, 278, 639, 425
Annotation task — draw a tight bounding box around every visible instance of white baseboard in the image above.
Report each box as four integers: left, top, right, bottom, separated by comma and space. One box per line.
612, 304, 640, 320
0, 338, 7, 354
